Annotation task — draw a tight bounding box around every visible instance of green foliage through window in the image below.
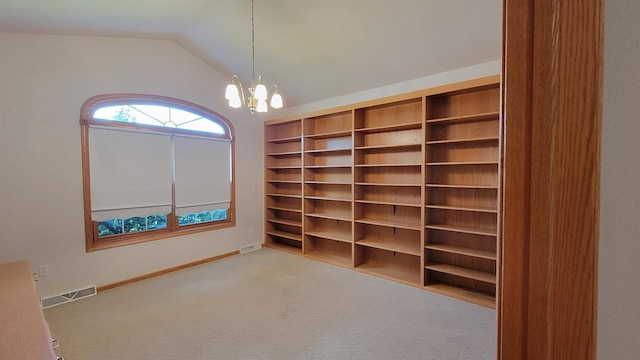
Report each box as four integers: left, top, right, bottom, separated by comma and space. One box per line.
178, 209, 228, 226
98, 215, 167, 238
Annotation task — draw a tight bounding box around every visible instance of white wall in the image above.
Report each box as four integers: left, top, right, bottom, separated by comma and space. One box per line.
274, 60, 501, 119
0, 33, 265, 298
598, 0, 640, 358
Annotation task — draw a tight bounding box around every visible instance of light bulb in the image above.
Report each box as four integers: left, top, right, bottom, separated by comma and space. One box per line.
255, 83, 268, 101
229, 97, 242, 108
225, 83, 239, 101
256, 100, 268, 113
270, 91, 283, 109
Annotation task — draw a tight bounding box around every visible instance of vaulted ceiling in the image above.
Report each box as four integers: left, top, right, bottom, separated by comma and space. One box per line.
0, 0, 502, 107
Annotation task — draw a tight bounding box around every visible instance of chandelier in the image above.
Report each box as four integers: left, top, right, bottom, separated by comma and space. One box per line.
225, 0, 283, 114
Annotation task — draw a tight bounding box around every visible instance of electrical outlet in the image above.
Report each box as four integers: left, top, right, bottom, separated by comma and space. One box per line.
38, 265, 49, 277
249, 225, 254, 233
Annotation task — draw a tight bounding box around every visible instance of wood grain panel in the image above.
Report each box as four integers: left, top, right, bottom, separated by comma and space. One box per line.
500, 0, 602, 358
357, 99, 422, 129
427, 86, 500, 119
304, 111, 352, 135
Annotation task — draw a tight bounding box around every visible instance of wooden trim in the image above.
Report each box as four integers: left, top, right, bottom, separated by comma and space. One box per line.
80, 94, 237, 252
88, 220, 235, 252
96, 250, 239, 292
266, 75, 501, 125
500, 0, 603, 358
80, 93, 235, 139
81, 125, 94, 252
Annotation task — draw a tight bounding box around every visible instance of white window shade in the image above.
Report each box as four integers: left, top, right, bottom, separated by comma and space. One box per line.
174, 136, 231, 216
89, 128, 173, 221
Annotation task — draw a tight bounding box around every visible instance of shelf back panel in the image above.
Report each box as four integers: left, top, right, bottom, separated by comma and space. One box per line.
304, 111, 352, 134
426, 187, 498, 209
356, 98, 422, 129
426, 270, 495, 295
266, 168, 302, 182
426, 228, 497, 253
266, 140, 301, 154
356, 166, 422, 185
427, 141, 499, 163
427, 86, 500, 120
428, 120, 499, 142
355, 185, 421, 206
426, 164, 498, 187
266, 196, 301, 211
304, 183, 352, 200
356, 147, 422, 165
305, 167, 352, 183
265, 121, 301, 140
304, 153, 352, 167
305, 136, 352, 151
356, 128, 422, 147
428, 209, 497, 233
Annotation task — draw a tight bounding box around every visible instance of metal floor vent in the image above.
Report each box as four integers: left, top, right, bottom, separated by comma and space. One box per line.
41, 285, 97, 309
239, 243, 262, 254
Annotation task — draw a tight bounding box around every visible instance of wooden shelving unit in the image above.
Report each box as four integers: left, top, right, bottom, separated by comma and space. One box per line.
302, 111, 354, 264
264, 120, 303, 252
424, 82, 500, 307
264, 76, 500, 308
352, 98, 424, 286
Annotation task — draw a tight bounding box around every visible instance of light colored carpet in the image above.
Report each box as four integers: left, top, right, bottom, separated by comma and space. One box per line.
44, 248, 496, 359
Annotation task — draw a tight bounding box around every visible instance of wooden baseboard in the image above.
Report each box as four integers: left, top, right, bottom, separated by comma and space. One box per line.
97, 250, 239, 292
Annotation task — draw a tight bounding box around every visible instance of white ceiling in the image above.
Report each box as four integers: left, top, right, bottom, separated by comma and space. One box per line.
0, 0, 502, 107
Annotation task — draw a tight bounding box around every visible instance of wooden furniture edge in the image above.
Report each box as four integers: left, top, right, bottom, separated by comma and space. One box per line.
0, 261, 58, 359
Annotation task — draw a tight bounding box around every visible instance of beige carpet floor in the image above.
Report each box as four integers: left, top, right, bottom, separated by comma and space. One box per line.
44, 248, 496, 359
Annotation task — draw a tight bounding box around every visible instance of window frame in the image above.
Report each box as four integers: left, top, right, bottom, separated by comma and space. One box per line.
80, 93, 236, 252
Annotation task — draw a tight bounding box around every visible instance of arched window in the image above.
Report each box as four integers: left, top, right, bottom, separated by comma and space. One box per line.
80, 94, 235, 251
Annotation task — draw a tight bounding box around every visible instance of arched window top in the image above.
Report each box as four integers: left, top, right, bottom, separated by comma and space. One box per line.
81, 94, 234, 140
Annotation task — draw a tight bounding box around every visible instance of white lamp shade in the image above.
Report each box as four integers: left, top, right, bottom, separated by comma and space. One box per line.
270, 92, 283, 109
256, 100, 268, 113
254, 83, 268, 101
229, 97, 242, 108
225, 83, 239, 101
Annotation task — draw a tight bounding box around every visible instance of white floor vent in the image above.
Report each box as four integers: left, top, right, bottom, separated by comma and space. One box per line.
41, 285, 97, 309
239, 243, 262, 254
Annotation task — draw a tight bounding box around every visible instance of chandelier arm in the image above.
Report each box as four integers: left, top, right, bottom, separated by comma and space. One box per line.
231, 75, 247, 106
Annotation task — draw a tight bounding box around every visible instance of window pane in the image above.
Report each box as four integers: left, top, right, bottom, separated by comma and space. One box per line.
92, 104, 225, 135
212, 209, 228, 221
97, 214, 167, 238
146, 215, 168, 230
177, 118, 225, 133
124, 216, 147, 233
98, 219, 123, 237
178, 209, 228, 226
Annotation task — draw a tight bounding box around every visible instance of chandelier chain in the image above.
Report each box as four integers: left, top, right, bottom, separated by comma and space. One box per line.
251, 0, 255, 81
225, 0, 282, 113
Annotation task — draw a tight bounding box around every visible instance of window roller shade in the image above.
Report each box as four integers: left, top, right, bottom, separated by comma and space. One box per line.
174, 136, 231, 216
89, 128, 173, 221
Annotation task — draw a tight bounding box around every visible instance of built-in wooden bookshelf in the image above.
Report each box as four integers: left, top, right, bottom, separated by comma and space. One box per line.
424, 82, 500, 307
302, 111, 354, 266
264, 76, 500, 308
264, 120, 303, 253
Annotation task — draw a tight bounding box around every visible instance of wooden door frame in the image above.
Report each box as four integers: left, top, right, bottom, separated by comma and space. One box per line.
499, 0, 603, 358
